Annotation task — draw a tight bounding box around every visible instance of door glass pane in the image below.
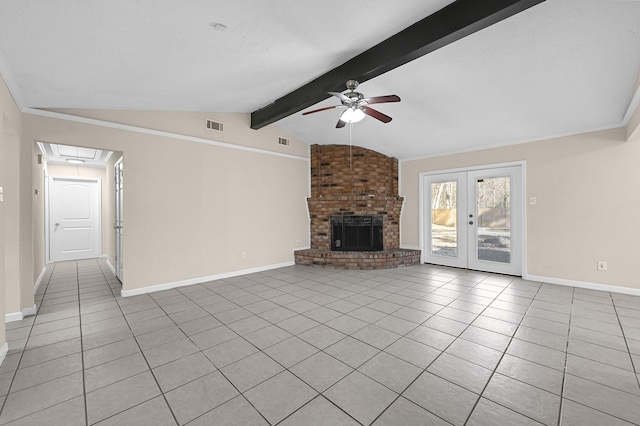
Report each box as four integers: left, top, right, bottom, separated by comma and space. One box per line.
476, 177, 511, 263
431, 181, 457, 257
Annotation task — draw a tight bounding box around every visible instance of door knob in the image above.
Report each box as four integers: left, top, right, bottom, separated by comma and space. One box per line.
55, 223, 60, 226
468, 221, 474, 225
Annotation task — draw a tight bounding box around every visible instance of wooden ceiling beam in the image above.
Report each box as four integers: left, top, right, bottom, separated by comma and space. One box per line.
250, 0, 544, 129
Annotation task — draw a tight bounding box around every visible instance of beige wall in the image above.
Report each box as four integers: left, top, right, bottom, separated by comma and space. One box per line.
24, 112, 310, 293
0, 73, 23, 344
628, 102, 640, 141
33, 145, 46, 287
0, 114, 6, 343
3, 131, 20, 316
47, 163, 110, 256
400, 127, 640, 290
20, 123, 34, 312
47, 109, 308, 159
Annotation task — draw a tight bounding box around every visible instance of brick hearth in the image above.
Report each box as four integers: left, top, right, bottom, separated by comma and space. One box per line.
295, 144, 420, 269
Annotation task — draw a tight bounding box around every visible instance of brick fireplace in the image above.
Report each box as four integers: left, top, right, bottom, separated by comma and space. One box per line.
294, 144, 420, 269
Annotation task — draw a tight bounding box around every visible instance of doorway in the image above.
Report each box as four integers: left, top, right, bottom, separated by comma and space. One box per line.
421, 164, 524, 275
114, 158, 124, 281
49, 176, 102, 262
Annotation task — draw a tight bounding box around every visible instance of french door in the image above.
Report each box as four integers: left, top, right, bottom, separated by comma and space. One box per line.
422, 165, 523, 275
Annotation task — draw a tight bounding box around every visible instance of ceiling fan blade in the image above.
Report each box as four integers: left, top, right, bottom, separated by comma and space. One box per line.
328, 91, 351, 103
362, 95, 401, 105
361, 106, 392, 123
336, 119, 347, 128
302, 105, 344, 115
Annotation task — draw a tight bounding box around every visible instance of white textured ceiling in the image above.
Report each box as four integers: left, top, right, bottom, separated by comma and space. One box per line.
37, 142, 112, 167
1, 0, 640, 159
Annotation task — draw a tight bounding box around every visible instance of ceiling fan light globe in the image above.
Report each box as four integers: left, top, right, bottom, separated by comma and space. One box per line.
352, 108, 365, 122
340, 107, 365, 123
340, 108, 354, 122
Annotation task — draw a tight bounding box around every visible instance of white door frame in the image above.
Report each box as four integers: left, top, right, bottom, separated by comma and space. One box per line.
47, 176, 102, 263
114, 157, 124, 282
44, 169, 50, 264
419, 161, 527, 276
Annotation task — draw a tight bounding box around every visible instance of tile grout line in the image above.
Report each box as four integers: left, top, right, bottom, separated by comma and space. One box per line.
77, 261, 90, 426
95, 260, 182, 426
242, 270, 451, 426
172, 269, 437, 425
142, 281, 275, 426
0, 264, 57, 422
0, 264, 88, 424
119, 265, 309, 425
0, 263, 640, 424
610, 292, 640, 391
294, 272, 529, 425
459, 279, 545, 426
169, 286, 361, 425
555, 289, 640, 426
365, 274, 525, 426
163, 269, 629, 425
555, 285, 576, 426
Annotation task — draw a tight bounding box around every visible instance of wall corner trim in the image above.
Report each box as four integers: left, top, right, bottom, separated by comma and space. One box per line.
120, 261, 296, 298
0, 343, 8, 368
5, 312, 23, 323
524, 274, 640, 297
34, 266, 47, 293
22, 305, 37, 318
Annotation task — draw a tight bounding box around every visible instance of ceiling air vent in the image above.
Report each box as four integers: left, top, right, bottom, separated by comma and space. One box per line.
278, 137, 290, 147
205, 119, 224, 132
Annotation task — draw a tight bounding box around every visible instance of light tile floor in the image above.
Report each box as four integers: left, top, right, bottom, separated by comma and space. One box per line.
0, 259, 639, 425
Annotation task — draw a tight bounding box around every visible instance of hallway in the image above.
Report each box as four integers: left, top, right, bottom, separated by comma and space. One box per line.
0, 260, 638, 425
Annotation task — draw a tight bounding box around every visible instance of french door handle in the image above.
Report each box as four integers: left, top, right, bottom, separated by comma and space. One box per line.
468, 221, 474, 225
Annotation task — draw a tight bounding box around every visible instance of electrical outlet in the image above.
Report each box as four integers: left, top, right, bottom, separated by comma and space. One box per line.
597, 261, 607, 271
242, 251, 247, 259
295, 240, 301, 247
529, 197, 537, 205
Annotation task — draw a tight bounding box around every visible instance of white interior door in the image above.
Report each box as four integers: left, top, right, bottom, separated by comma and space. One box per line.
114, 158, 124, 281
50, 177, 101, 262
423, 165, 523, 275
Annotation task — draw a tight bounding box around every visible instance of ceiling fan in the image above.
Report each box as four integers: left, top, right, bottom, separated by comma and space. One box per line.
302, 80, 401, 128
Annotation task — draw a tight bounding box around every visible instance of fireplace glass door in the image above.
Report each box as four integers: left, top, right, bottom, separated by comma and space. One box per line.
332, 215, 383, 251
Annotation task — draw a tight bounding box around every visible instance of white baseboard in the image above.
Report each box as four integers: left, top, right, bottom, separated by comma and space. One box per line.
5, 312, 22, 323
99, 254, 108, 259
525, 274, 640, 297
22, 304, 37, 318
0, 342, 8, 367
106, 259, 116, 276
121, 261, 296, 297
400, 245, 421, 250
33, 266, 47, 293
5, 304, 38, 322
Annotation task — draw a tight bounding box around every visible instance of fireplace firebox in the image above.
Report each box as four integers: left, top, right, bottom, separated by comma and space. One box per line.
331, 215, 383, 251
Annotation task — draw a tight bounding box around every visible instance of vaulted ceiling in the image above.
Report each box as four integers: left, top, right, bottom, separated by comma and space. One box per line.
1, 0, 639, 159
